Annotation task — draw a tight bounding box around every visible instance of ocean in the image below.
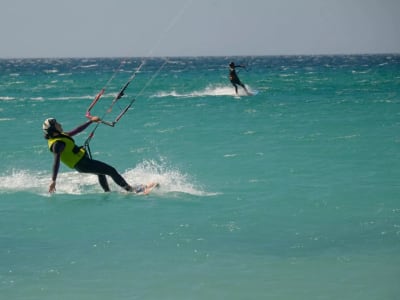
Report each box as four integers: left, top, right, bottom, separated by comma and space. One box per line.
0, 55, 399, 299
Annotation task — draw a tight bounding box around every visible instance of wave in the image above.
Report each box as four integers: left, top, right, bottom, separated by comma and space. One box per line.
41, 92, 127, 101
47, 95, 96, 101
78, 64, 99, 69
0, 92, 135, 103
0, 160, 216, 197
0, 96, 15, 101
152, 84, 255, 98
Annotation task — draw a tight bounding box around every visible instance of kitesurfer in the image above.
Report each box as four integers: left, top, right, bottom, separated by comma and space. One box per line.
43, 116, 145, 193
229, 61, 249, 95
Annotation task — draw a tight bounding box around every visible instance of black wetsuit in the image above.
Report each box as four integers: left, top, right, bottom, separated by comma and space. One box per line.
229, 65, 248, 94
229, 67, 243, 85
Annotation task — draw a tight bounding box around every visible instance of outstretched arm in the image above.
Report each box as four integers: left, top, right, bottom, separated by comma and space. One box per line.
49, 142, 65, 193
66, 116, 101, 136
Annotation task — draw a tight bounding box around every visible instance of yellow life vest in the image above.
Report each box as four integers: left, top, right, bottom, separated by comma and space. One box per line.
48, 134, 86, 168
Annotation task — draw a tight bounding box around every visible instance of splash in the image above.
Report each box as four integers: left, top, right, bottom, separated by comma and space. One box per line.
0, 169, 98, 196
0, 169, 45, 192
123, 159, 217, 196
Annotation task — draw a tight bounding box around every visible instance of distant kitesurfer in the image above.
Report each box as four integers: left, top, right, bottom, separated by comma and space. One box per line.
43, 117, 145, 194
229, 61, 249, 95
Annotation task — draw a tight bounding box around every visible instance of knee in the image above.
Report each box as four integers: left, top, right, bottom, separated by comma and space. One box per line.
109, 166, 119, 175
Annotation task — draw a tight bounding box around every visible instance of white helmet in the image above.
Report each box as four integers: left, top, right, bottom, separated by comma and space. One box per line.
42, 118, 57, 135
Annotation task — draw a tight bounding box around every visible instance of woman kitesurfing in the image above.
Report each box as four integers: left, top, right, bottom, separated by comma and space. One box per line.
43, 116, 156, 194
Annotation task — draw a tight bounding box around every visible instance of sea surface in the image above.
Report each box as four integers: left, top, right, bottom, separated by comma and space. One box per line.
0, 55, 399, 299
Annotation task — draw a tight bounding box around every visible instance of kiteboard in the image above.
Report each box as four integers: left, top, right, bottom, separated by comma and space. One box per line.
246, 89, 259, 96
234, 89, 258, 98
135, 182, 160, 195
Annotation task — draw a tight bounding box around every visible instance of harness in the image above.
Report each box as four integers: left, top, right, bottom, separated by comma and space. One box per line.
48, 134, 86, 168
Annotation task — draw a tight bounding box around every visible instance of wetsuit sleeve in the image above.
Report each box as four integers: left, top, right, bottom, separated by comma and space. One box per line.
51, 141, 65, 181
66, 120, 93, 136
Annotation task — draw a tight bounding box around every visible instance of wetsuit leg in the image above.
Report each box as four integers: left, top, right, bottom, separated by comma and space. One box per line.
75, 156, 131, 191
98, 174, 110, 192
230, 81, 238, 94
239, 82, 249, 94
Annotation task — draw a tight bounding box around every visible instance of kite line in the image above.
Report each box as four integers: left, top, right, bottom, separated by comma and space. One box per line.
82, 0, 193, 158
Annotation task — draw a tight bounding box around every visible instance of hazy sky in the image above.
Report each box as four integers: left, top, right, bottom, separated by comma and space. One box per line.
1, 0, 399, 58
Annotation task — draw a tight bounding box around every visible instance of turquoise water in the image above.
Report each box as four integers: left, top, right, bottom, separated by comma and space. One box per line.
0, 55, 399, 299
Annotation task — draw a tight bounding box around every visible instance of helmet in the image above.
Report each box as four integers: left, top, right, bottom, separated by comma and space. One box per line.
42, 118, 57, 135
229, 62, 235, 67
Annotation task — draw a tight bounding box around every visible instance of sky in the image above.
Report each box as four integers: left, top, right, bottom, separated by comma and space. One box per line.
1, 0, 399, 58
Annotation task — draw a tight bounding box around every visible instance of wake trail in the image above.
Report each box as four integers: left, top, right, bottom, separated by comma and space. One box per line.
0, 160, 217, 197
152, 85, 257, 98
